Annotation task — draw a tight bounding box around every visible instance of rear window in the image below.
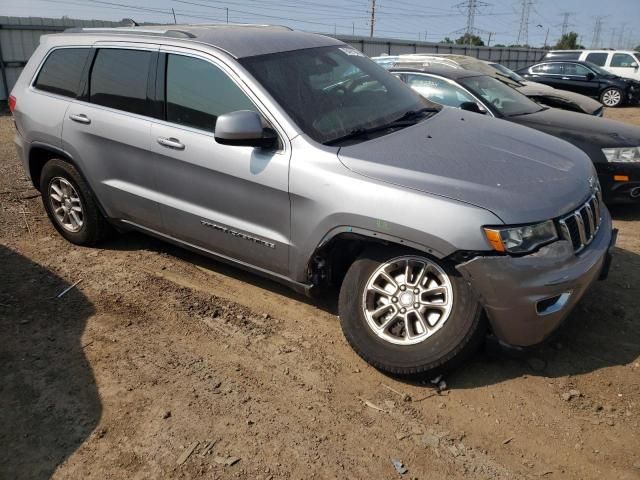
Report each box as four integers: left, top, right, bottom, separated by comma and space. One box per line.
585, 52, 608, 66
545, 51, 580, 60
34, 48, 91, 98
89, 49, 153, 116
611, 53, 638, 68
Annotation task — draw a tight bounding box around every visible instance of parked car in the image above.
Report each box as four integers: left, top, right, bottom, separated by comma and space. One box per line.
373, 54, 603, 116
10, 25, 614, 376
544, 50, 640, 81
517, 60, 640, 107
388, 65, 640, 204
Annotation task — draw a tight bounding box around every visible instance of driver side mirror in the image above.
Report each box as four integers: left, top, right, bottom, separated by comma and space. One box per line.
214, 110, 278, 149
586, 72, 595, 81
460, 101, 485, 114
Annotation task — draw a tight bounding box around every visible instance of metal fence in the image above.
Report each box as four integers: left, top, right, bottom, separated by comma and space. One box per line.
0, 16, 548, 100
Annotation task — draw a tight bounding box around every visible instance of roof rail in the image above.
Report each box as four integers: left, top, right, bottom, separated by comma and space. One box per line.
63, 24, 294, 38
64, 27, 196, 38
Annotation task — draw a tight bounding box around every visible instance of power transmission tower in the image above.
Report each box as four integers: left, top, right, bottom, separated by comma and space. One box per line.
559, 12, 572, 36
610, 28, 617, 48
618, 24, 626, 49
590, 16, 604, 48
453, 0, 490, 45
369, 0, 376, 38
516, 0, 534, 46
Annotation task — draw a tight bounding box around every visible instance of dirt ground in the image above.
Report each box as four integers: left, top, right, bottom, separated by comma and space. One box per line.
1, 108, 640, 480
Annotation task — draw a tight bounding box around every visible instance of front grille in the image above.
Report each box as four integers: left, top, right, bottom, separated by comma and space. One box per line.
558, 190, 602, 254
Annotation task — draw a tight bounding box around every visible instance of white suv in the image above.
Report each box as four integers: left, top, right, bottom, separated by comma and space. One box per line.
545, 50, 640, 81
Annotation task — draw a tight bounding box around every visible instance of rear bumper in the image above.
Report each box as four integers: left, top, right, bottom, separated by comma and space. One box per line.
456, 210, 614, 347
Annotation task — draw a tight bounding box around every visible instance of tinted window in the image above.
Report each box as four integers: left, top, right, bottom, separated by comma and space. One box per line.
34, 48, 90, 98
585, 52, 608, 66
562, 63, 592, 76
166, 54, 256, 132
611, 53, 638, 67
404, 74, 477, 108
90, 49, 152, 116
459, 75, 543, 117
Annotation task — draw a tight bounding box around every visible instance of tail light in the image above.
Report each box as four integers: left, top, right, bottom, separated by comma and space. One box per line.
8, 95, 16, 113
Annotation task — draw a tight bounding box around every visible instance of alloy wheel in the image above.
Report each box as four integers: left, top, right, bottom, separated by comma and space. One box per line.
49, 177, 84, 233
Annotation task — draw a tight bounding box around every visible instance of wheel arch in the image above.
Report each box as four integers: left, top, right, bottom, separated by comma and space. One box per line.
304, 226, 451, 293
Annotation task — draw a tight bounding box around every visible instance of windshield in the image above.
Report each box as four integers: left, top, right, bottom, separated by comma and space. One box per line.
240, 46, 436, 145
459, 75, 544, 116
489, 63, 526, 83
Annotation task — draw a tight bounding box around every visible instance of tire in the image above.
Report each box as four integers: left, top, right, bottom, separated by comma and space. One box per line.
338, 247, 485, 377
600, 88, 623, 108
40, 159, 112, 246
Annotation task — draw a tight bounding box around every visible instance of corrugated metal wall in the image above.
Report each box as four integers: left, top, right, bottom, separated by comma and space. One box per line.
0, 16, 547, 100
0, 16, 127, 100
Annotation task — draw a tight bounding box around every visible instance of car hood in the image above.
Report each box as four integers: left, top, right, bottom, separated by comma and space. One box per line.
338, 108, 595, 224
517, 83, 602, 115
508, 108, 640, 160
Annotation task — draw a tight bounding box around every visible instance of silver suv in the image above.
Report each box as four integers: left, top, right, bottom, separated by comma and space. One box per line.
10, 25, 615, 376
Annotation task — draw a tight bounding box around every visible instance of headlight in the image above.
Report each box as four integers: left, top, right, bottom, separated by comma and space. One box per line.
602, 147, 640, 162
483, 220, 558, 254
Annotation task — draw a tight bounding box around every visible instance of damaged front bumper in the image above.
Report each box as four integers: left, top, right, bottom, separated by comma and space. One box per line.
456, 210, 614, 347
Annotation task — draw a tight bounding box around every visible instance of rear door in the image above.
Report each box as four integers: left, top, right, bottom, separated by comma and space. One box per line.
528, 63, 564, 88
149, 48, 291, 274
63, 44, 163, 230
607, 53, 640, 80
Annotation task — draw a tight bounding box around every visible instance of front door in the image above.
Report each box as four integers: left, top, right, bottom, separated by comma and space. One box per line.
607, 53, 640, 81
150, 49, 291, 275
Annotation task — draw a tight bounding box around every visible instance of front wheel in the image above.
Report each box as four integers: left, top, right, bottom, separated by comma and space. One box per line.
338, 248, 485, 376
600, 88, 623, 107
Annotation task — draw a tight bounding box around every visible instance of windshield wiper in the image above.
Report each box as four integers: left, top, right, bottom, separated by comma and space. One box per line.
325, 108, 439, 146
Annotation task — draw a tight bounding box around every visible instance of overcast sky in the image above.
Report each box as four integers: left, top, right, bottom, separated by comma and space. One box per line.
1, 0, 638, 48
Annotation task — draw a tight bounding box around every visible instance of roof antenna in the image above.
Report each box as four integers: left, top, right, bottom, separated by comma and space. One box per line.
121, 18, 139, 27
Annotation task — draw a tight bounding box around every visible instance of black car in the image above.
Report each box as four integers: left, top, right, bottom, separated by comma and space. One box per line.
389, 66, 640, 203
516, 60, 640, 108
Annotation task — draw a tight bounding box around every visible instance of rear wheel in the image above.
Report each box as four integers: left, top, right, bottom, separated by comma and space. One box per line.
40, 159, 112, 245
600, 88, 623, 107
338, 247, 485, 376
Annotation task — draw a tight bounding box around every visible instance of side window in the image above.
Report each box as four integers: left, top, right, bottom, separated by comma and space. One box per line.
562, 63, 591, 76
611, 53, 638, 68
404, 74, 476, 108
34, 48, 91, 98
585, 52, 608, 66
531, 63, 562, 74
166, 54, 257, 132
89, 48, 153, 116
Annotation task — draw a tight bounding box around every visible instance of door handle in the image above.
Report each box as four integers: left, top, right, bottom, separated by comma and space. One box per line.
157, 137, 185, 150
69, 113, 91, 124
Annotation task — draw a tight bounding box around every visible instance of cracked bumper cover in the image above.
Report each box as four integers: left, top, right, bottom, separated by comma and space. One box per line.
456, 210, 614, 347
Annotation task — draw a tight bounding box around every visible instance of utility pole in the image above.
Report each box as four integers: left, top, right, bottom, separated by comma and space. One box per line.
590, 16, 604, 48
487, 31, 492, 46
610, 28, 616, 48
226, 7, 229, 24
369, 0, 376, 38
171, 8, 177, 24
516, 0, 534, 46
543, 27, 549, 48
